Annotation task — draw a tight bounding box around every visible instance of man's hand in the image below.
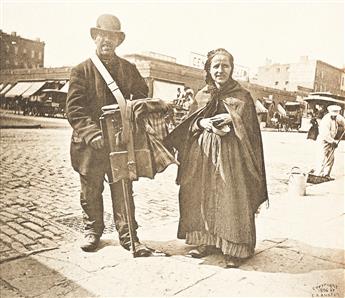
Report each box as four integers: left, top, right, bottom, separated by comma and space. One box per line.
90, 135, 104, 150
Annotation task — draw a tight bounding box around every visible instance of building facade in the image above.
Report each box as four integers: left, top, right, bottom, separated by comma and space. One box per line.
1, 51, 302, 108
256, 56, 345, 96
313, 61, 343, 94
0, 30, 45, 70
341, 69, 345, 92
124, 52, 205, 99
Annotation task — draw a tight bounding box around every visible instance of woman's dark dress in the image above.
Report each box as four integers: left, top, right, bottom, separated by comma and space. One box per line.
167, 80, 268, 259
307, 118, 319, 140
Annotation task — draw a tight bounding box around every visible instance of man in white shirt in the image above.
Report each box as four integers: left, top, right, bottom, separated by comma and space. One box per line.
314, 105, 345, 178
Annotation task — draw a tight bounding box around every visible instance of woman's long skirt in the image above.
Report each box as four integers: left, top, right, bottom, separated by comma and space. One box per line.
178, 129, 256, 259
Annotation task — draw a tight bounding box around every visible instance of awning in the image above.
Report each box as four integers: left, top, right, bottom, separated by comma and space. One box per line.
0, 83, 4, 91
5, 82, 33, 98
304, 95, 345, 106
41, 88, 64, 93
277, 103, 287, 117
22, 81, 47, 98
59, 81, 69, 93
43, 82, 69, 94
255, 100, 268, 113
285, 101, 301, 106
0, 84, 13, 95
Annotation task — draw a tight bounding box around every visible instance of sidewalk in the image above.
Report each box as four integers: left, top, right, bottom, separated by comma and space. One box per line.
1, 175, 344, 297
0, 109, 69, 129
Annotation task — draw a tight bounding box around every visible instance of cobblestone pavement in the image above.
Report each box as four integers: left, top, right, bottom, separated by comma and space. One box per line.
0, 127, 181, 263
1, 126, 340, 263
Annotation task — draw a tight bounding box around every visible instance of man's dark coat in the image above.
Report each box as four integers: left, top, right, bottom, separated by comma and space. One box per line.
66, 55, 148, 175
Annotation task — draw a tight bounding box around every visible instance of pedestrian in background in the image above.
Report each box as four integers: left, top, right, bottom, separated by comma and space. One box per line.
313, 105, 345, 178
66, 14, 151, 256
166, 48, 268, 268
176, 87, 186, 107
307, 114, 319, 141
176, 87, 182, 100
182, 88, 195, 111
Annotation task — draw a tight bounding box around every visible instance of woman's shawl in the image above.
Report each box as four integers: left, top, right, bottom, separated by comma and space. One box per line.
166, 80, 268, 212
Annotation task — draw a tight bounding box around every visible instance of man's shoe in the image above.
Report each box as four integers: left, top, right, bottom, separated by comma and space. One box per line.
80, 234, 100, 252
133, 241, 152, 257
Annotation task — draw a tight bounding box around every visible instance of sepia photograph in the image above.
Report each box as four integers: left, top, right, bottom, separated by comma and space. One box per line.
0, 0, 344, 297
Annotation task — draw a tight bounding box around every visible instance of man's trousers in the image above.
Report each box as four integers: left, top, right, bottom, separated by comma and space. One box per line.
79, 168, 139, 249
314, 141, 335, 177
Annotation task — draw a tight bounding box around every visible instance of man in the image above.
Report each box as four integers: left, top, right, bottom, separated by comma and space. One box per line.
182, 88, 195, 110
314, 105, 344, 178
176, 87, 181, 99
66, 14, 151, 256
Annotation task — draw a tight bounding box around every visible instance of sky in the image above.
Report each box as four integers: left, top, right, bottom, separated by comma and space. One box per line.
0, 0, 344, 72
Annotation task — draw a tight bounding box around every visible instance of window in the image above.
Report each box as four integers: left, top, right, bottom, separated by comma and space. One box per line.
276, 68, 280, 73
14, 46, 18, 55
275, 81, 279, 85
23, 48, 27, 54
38, 51, 42, 59
286, 67, 290, 71
31, 50, 35, 58
285, 81, 289, 85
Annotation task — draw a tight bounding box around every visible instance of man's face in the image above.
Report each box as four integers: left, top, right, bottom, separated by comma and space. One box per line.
94, 31, 120, 58
210, 54, 232, 87
330, 112, 339, 120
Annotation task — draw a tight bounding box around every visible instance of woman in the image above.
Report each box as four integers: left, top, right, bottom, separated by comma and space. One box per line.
166, 48, 268, 268
307, 115, 319, 140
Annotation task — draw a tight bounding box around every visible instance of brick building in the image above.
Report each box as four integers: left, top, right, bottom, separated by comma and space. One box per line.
341, 70, 345, 92
123, 52, 204, 99
0, 51, 302, 109
256, 56, 345, 97
0, 30, 45, 70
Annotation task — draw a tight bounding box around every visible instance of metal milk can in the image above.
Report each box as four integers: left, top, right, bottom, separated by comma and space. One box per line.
288, 167, 307, 196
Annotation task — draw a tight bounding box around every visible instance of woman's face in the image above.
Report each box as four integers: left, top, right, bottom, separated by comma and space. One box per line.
209, 54, 232, 87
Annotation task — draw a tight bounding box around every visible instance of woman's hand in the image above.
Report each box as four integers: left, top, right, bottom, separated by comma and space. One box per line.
199, 118, 213, 131
210, 113, 232, 126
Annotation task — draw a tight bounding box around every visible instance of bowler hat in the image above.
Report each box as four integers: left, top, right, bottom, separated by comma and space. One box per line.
90, 14, 125, 45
